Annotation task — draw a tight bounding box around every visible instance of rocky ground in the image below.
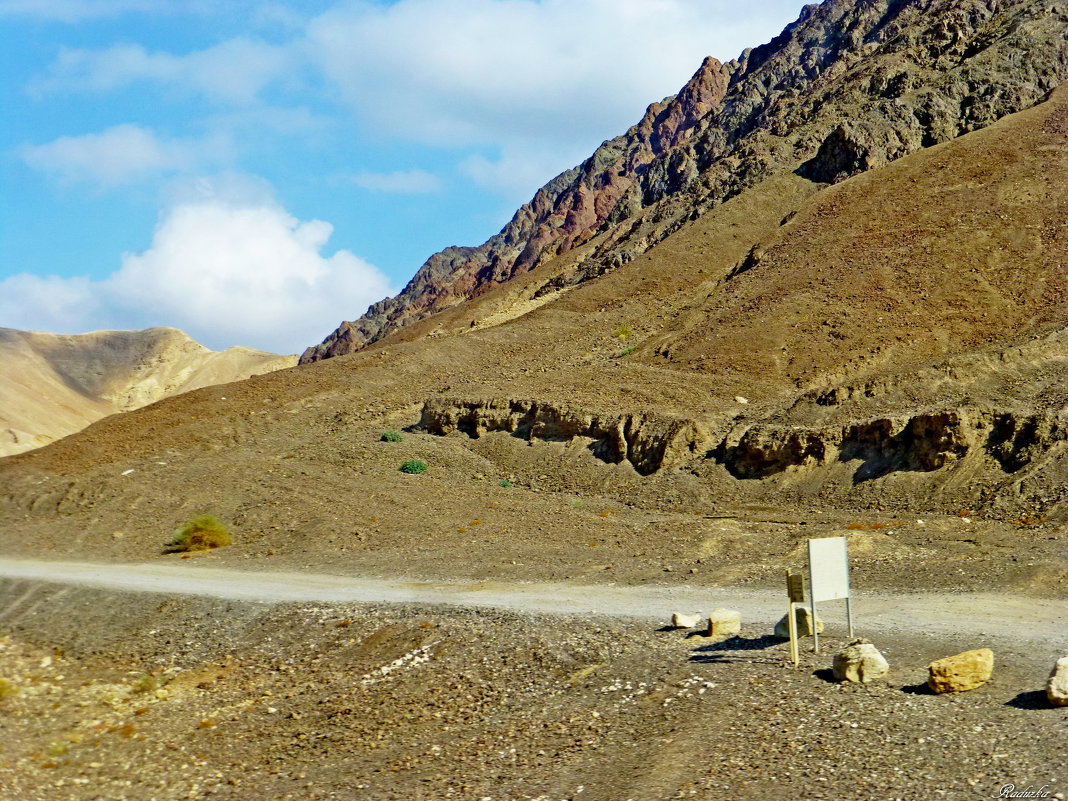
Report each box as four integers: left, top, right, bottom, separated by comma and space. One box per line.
0, 581, 1064, 801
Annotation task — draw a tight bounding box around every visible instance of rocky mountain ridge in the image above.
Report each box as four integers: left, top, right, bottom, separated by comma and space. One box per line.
302, 0, 1068, 363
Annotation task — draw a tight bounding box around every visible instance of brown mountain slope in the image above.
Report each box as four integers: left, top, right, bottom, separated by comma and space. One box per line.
302, 0, 1068, 363
1, 87, 1066, 596
0, 327, 296, 456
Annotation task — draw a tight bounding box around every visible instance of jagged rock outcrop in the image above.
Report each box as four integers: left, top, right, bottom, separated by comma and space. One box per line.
303, 0, 1068, 363
420, 397, 1068, 507
418, 397, 710, 475
717, 408, 1068, 481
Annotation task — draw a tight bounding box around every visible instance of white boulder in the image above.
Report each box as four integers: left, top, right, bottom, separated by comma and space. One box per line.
774, 606, 824, 638
832, 640, 889, 683
671, 613, 701, 629
1047, 656, 1068, 707
706, 608, 741, 637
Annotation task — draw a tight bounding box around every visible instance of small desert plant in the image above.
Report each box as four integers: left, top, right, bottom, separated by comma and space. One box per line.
618, 345, 636, 358
614, 324, 634, 339
399, 460, 428, 474
132, 674, 159, 693
167, 515, 232, 552
499, 479, 514, 488
381, 430, 404, 442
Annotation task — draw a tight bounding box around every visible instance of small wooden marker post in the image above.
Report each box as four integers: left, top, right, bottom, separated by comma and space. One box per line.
785, 570, 804, 667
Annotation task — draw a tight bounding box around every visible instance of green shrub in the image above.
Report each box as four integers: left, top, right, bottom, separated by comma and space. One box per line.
614, 324, 633, 339
381, 430, 404, 442
132, 674, 159, 693
618, 345, 636, 358
498, 479, 514, 488
399, 460, 428, 474
167, 515, 232, 552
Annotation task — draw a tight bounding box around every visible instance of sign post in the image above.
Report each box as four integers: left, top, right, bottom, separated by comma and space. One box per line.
807, 536, 853, 653
785, 570, 804, 667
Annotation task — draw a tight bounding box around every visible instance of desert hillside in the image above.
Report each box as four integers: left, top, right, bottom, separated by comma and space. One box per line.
2, 2, 1068, 799
0, 327, 296, 457
1, 85, 1065, 594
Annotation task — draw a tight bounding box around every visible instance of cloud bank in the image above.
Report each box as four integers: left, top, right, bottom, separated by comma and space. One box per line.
349, 169, 442, 194
0, 185, 393, 354
18, 124, 227, 186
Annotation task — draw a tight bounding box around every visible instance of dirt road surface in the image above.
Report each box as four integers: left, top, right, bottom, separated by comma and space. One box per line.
1, 557, 1062, 645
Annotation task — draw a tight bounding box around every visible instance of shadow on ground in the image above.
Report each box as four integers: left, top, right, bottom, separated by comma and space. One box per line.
1005, 690, 1050, 710
689, 634, 783, 664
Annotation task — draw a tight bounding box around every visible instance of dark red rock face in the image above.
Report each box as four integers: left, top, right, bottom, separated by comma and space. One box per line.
299, 57, 731, 364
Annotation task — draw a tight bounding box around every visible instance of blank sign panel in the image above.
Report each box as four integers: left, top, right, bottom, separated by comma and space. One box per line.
808, 536, 850, 601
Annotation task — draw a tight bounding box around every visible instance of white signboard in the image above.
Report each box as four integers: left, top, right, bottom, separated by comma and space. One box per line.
807, 536, 853, 651
808, 536, 850, 602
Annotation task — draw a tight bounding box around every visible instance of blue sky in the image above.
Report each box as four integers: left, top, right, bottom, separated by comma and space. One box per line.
0, 0, 807, 354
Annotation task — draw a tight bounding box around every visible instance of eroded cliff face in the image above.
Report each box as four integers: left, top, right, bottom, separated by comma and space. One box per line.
419, 397, 710, 476
302, 0, 1068, 363
419, 396, 1068, 516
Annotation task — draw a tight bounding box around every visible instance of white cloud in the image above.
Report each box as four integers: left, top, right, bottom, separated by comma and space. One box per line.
302, 0, 806, 198
21, 0, 806, 198
0, 181, 394, 353
306, 0, 805, 148
0, 273, 99, 333
460, 145, 588, 200
18, 124, 228, 187
350, 169, 442, 194
31, 38, 294, 104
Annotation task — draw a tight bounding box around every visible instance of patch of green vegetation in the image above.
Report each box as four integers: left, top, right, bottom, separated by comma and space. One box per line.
166, 515, 232, 553
499, 479, 514, 488
399, 460, 428, 474
617, 345, 636, 358
614, 324, 634, 339
381, 430, 404, 442
132, 674, 159, 693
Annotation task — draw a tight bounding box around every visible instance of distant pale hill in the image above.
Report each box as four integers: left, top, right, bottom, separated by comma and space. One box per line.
0, 327, 296, 456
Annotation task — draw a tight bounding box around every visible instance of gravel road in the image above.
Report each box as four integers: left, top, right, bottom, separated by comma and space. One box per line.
1, 557, 1063, 645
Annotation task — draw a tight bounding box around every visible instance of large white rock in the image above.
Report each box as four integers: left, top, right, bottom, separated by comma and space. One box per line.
833, 640, 889, 683
671, 613, 701, 629
774, 606, 824, 638
1047, 656, 1068, 707
706, 608, 741, 637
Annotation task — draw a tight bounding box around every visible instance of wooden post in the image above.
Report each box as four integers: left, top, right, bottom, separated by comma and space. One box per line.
786, 570, 803, 667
